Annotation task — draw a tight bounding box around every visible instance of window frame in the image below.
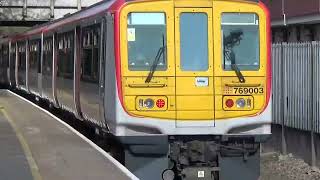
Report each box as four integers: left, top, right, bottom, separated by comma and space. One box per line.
120, 1, 175, 78
80, 24, 101, 83
212, 2, 267, 77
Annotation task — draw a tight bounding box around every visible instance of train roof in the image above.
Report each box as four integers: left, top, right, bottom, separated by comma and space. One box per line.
5, 0, 119, 42
2, 0, 261, 43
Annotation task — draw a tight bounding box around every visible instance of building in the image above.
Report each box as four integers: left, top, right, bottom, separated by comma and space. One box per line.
261, 0, 320, 42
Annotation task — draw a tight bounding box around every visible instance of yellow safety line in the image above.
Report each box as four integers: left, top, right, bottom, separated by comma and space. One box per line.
0, 107, 43, 180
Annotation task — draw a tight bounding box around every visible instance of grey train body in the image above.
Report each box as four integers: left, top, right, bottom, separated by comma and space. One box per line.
0, 6, 115, 129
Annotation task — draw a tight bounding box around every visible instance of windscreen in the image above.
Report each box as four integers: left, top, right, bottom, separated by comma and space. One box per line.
127, 12, 167, 71
221, 13, 260, 71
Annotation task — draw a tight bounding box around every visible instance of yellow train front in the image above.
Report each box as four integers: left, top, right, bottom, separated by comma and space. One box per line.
115, 0, 271, 179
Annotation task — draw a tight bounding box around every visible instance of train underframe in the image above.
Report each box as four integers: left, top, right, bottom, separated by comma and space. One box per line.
119, 134, 269, 180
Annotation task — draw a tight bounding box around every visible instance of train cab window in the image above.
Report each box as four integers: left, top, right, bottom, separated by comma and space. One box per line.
221, 13, 260, 71
180, 13, 208, 71
81, 25, 100, 83
127, 12, 167, 71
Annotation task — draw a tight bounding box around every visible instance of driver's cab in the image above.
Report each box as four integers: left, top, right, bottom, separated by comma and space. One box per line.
120, 0, 268, 128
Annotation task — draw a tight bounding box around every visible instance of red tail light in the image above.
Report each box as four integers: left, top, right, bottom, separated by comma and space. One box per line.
225, 99, 234, 108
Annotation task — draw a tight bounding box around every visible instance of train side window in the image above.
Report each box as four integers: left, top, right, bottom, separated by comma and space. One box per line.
57, 32, 74, 79
29, 40, 40, 73
18, 42, 26, 70
180, 13, 208, 71
10, 44, 16, 79
0, 46, 3, 70
0, 46, 2, 67
10, 45, 15, 62
29, 43, 34, 69
65, 36, 74, 76
37, 41, 41, 73
81, 24, 100, 83
3, 45, 7, 68
43, 38, 53, 75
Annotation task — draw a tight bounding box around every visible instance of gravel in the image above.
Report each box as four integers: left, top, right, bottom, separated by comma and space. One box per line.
260, 152, 320, 180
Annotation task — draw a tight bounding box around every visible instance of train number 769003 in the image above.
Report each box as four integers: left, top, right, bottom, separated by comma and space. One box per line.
233, 87, 264, 94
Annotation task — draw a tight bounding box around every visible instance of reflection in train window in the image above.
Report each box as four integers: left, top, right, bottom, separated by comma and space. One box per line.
10, 45, 16, 67
0, 46, 3, 72
0, 46, 3, 79
18, 42, 26, 72
3, 45, 8, 68
43, 38, 53, 76
81, 24, 100, 83
57, 32, 74, 79
29, 40, 40, 74
17, 41, 26, 86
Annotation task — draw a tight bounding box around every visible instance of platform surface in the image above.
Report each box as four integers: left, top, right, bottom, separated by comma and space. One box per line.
0, 90, 136, 180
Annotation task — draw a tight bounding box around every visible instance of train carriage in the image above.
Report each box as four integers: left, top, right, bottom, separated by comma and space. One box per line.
0, 0, 271, 179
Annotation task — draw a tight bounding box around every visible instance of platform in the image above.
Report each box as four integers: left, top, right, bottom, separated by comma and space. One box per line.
0, 90, 138, 180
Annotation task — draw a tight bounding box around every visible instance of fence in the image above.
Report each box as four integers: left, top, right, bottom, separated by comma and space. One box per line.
272, 42, 320, 133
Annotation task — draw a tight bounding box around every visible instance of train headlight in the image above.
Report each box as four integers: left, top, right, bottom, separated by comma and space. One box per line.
236, 98, 246, 108
223, 96, 253, 111
144, 98, 154, 109
136, 96, 168, 111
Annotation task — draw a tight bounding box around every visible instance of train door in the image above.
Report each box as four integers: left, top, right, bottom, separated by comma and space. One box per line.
99, 17, 109, 127
174, 8, 214, 127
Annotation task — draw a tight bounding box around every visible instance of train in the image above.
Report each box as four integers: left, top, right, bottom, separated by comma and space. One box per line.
0, 0, 271, 179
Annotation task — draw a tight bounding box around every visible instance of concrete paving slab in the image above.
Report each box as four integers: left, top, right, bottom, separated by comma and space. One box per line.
0, 90, 137, 180
0, 115, 33, 180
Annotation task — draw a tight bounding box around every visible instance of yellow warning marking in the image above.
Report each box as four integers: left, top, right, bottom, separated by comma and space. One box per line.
0, 108, 43, 180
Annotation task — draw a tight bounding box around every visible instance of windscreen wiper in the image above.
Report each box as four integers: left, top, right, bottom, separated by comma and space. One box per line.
231, 64, 245, 83
229, 51, 245, 83
145, 34, 166, 83
224, 30, 245, 83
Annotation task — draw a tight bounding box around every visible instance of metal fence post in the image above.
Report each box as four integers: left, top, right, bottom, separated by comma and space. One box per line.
311, 42, 316, 167
281, 42, 287, 155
